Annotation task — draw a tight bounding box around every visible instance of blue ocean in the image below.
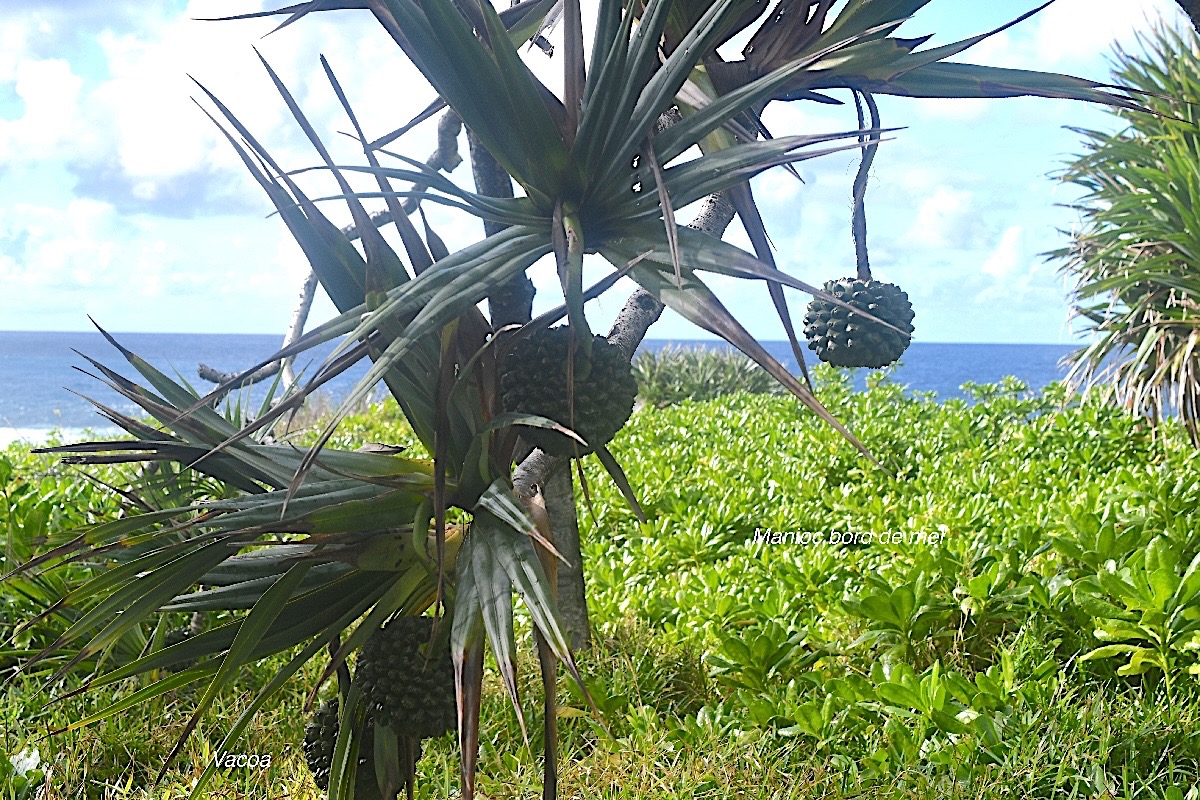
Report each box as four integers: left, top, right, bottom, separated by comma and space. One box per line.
0, 331, 1077, 445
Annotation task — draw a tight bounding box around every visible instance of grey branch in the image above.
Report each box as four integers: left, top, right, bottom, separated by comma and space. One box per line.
281, 267, 319, 386
197, 360, 283, 388
339, 109, 464, 241
469, 128, 535, 326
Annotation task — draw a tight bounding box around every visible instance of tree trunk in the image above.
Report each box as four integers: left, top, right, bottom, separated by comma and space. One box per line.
467, 128, 587, 648
544, 465, 590, 650
469, 131, 535, 328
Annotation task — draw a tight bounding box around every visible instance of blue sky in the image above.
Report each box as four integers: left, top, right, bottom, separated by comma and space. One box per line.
0, 0, 1186, 343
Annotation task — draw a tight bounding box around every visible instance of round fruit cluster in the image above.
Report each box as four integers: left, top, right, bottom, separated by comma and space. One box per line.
355, 616, 457, 739
500, 326, 638, 456
803, 277, 915, 368
303, 616, 452, 793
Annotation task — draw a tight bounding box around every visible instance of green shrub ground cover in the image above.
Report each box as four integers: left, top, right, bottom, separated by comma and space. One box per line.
2, 367, 1199, 798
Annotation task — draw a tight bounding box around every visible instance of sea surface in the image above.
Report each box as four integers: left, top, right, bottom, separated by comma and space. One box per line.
0, 331, 1077, 446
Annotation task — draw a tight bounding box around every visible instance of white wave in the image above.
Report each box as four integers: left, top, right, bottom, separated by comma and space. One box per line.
1, 426, 122, 449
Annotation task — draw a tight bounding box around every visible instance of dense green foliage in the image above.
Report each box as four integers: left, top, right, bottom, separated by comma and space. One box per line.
1050, 23, 1200, 445
575, 370, 1200, 794
633, 345, 786, 407
3, 369, 1200, 797
0, 444, 125, 666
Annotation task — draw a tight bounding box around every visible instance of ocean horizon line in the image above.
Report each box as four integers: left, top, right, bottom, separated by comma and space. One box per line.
0, 330, 1079, 348
2, 335, 1079, 447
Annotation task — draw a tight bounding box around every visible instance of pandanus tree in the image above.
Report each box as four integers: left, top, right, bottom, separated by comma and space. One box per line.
4, 0, 1150, 797
1051, 23, 1200, 446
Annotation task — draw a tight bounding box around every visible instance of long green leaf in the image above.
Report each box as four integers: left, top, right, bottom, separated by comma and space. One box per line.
164, 564, 352, 611
291, 233, 550, 505
255, 49, 427, 279
157, 562, 314, 784
92, 571, 393, 685
465, 519, 527, 738
596, 0, 737, 185
588, 0, 679, 169
655, 22, 897, 167
42, 541, 234, 685
822, 0, 932, 42
847, 61, 1145, 110
369, 0, 571, 205
187, 632, 333, 798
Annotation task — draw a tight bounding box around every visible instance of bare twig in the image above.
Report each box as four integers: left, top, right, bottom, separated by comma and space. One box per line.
196, 360, 283, 389
281, 268, 319, 386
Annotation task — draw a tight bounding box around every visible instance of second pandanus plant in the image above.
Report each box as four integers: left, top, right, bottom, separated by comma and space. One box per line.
3, 0, 1154, 798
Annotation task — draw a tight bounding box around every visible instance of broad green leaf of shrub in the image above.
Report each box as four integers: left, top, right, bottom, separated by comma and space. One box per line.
1075, 539, 1200, 683
778, 694, 840, 743
707, 623, 810, 692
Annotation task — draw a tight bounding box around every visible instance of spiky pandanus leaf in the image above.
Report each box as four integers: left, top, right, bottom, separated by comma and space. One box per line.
7, 346, 455, 795
722, 0, 1147, 109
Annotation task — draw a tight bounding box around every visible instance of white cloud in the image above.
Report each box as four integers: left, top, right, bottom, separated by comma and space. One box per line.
0, 1, 472, 331
753, 167, 805, 207
0, 56, 82, 162
0, 0, 1185, 342
939, 0, 1183, 75
907, 186, 977, 249
971, 225, 1067, 314
980, 225, 1024, 278
1030, 0, 1182, 68
0, 19, 29, 81
1, 2, 442, 214
0, 199, 118, 296
81, 10, 401, 208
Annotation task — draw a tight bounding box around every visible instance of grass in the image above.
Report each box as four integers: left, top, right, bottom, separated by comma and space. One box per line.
3, 366, 1200, 798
